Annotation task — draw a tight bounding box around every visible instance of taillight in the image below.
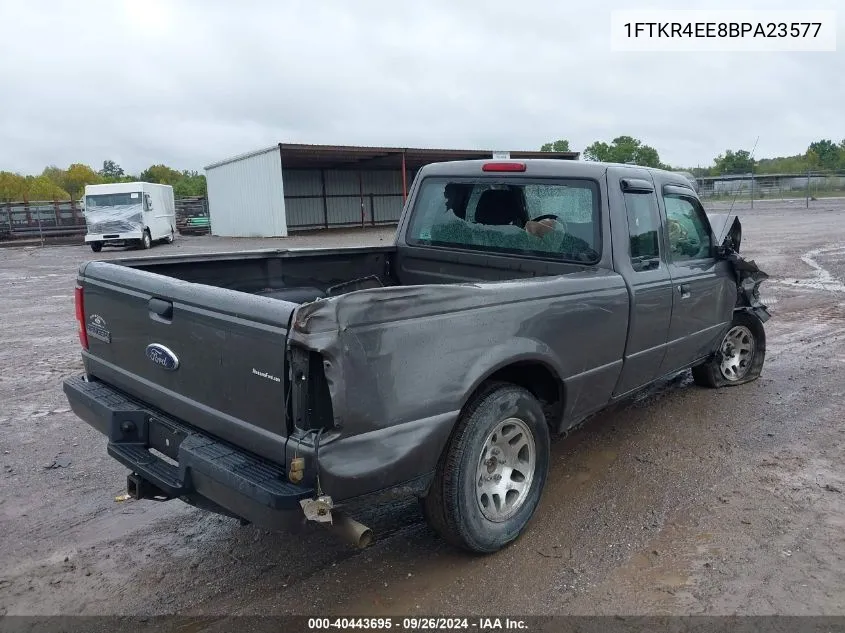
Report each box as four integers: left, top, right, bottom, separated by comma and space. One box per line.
74, 286, 88, 350
482, 162, 526, 172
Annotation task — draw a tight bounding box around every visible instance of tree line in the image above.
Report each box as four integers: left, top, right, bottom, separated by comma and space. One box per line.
0, 161, 207, 203
540, 137, 845, 176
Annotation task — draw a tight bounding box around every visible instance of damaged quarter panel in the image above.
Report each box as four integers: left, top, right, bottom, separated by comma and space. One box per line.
287, 270, 629, 501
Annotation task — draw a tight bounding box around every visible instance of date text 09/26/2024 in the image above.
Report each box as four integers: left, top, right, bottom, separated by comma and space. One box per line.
308, 618, 528, 630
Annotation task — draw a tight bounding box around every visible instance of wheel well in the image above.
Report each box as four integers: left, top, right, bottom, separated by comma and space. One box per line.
475, 361, 563, 430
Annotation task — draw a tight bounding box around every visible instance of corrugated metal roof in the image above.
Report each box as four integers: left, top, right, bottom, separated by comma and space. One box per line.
204, 145, 280, 171
205, 143, 579, 172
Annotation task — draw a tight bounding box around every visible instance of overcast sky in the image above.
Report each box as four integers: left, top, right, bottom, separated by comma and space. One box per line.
1, 0, 842, 174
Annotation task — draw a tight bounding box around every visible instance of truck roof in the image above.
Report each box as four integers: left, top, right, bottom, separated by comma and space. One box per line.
84, 182, 174, 194
417, 159, 695, 189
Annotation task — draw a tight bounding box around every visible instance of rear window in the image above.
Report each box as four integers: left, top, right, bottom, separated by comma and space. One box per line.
406, 178, 601, 263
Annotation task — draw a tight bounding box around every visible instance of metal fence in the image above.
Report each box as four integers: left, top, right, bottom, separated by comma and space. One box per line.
0, 199, 86, 241
174, 197, 210, 235
0, 198, 211, 242
7, 170, 841, 243
697, 170, 845, 207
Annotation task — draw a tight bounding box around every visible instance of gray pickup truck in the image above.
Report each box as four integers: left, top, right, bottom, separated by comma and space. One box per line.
63, 159, 769, 553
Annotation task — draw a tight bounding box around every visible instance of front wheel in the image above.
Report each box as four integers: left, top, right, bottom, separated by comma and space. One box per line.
423, 383, 550, 553
140, 229, 152, 250
90, 241, 103, 253
692, 311, 766, 388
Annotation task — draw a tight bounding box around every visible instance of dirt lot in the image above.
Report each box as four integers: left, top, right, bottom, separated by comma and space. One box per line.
1, 200, 844, 617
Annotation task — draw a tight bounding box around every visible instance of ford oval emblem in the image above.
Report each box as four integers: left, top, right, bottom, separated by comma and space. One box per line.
145, 344, 179, 371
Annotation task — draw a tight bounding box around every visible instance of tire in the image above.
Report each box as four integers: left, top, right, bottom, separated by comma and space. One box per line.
165, 229, 175, 244
423, 382, 550, 554
140, 229, 152, 250
90, 242, 103, 253
692, 311, 766, 388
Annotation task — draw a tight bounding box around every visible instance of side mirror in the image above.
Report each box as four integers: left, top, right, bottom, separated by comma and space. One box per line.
715, 230, 739, 258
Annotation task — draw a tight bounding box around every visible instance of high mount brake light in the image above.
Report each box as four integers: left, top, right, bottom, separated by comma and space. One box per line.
482, 162, 526, 172
74, 286, 88, 350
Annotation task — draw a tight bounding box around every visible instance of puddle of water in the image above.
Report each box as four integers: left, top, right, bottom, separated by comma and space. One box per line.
775, 244, 845, 293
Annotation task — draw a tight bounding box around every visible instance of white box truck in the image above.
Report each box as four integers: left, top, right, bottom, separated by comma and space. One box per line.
83, 182, 176, 252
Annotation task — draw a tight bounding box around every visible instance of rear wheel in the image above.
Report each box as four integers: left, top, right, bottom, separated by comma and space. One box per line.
692, 311, 766, 388
140, 229, 152, 250
165, 229, 175, 244
90, 242, 103, 253
423, 383, 550, 553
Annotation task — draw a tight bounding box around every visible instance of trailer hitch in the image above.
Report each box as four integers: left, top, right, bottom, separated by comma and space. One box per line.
126, 473, 172, 502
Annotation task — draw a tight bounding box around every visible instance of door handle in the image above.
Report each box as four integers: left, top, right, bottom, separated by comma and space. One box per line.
677, 284, 691, 299
148, 297, 173, 321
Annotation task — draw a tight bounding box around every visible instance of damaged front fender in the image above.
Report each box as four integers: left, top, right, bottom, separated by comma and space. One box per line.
715, 216, 771, 323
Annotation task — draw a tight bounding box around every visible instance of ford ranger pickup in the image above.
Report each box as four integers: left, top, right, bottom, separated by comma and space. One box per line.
63, 159, 769, 553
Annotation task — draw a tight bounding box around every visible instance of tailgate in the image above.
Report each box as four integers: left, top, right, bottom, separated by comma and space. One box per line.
79, 261, 297, 465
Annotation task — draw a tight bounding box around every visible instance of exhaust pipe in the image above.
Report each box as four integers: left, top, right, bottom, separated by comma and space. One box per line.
329, 512, 373, 549
300, 496, 373, 548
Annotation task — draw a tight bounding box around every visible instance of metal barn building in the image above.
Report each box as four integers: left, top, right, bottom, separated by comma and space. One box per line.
204, 143, 579, 237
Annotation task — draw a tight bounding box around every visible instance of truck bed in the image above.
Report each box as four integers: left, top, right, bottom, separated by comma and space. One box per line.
74, 244, 620, 475
124, 246, 398, 303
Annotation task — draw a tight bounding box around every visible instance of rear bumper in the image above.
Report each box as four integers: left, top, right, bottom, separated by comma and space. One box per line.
63, 375, 313, 530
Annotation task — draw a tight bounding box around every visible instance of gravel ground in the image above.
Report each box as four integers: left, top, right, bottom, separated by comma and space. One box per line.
0, 201, 843, 617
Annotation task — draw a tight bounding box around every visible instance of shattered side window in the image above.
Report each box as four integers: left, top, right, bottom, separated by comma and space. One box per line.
662, 194, 713, 261
406, 178, 600, 264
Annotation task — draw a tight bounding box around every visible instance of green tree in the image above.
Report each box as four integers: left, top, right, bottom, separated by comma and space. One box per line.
806, 140, 840, 170
757, 150, 845, 174
583, 136, 664, 168
712, 150, 755, 175
173, 170, 207, 197
25, 175, 70, 200
62, 163, 103, 198
805, 149, 822, 170
140, 164, 182, 186
755, 154, 810, 174
0, 171, 28, 201
98, 160, 125, 179
41, 165, 67, 189
540, 139, 571, 152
